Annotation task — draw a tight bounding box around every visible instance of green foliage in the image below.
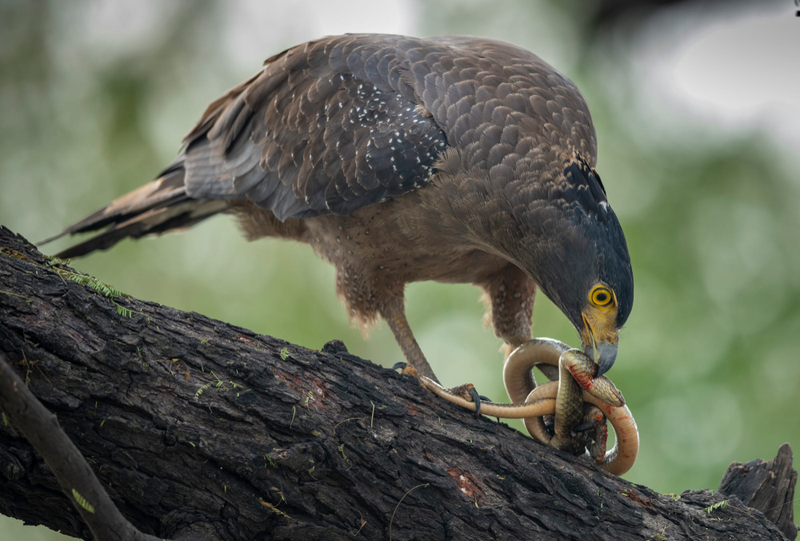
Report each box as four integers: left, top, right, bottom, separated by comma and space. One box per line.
194, 381, 214, 401
194, 372, 246, 401
53, 267, 125, 299
70, 489, 95, 514
47, 261, 149, 320
704, 500, 729, 515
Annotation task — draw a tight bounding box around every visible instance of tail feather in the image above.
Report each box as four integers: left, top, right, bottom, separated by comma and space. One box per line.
41, 163, 228, 259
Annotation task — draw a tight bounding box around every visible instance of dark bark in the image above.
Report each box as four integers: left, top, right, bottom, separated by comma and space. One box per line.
0, 225, 794, 541
0, 349, 162, 541
719, 443, 798, 540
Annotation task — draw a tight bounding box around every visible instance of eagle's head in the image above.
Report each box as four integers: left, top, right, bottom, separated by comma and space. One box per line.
511, 158, 634, 377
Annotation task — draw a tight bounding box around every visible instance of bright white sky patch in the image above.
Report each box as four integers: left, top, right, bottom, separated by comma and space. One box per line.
221, 0, 418, 73
637, 4, 800, 153
56, 1, 417, 75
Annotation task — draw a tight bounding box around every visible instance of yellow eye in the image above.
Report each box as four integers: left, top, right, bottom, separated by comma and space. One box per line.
590, 286, 613, 307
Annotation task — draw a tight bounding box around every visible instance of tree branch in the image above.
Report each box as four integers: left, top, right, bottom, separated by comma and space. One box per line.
0, 226, 794, 540
0, 350, 161, 541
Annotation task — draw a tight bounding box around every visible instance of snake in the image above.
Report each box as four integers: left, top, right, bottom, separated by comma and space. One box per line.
418, 338, 639, 476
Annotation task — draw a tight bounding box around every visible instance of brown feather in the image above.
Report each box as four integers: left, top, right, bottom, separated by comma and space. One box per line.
47, 34, 633, 379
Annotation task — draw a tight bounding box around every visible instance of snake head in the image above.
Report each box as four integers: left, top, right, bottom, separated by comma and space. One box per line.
562, 349, 626, 408
589, 376, 625, 408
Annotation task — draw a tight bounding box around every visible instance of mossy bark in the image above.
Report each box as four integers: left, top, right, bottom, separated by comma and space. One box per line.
0, 227, 793, 540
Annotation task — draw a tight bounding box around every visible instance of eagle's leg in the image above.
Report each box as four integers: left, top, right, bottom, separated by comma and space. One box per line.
482, 268, 565, 383
382, 300, 440, 384
388, 265, 537, 407
404, 266, 538, 411
333, 260, 440, 384
480, 265, 537, 359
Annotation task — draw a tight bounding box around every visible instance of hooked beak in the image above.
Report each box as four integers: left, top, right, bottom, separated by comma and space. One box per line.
581, 314, 619, 377
590, 342, 617, 377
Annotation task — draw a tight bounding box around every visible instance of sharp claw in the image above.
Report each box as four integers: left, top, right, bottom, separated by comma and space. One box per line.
392, 362, 419, 378
477, 393, 500, 420
469, 385, 482, 418
476, 394, 496, 422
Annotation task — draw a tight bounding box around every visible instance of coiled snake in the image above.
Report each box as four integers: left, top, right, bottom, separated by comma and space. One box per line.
418, 338, 639, 475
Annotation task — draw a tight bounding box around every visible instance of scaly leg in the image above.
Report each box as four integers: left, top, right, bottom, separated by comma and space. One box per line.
388, 266, 536, 411
382, 300, 440, 384
409, 266, 537, 414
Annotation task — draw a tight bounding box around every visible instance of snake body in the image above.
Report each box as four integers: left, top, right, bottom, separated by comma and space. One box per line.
505, 339, 638, 475
419, 338, 638, 476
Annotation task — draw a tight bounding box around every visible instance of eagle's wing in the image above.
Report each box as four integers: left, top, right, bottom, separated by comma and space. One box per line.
181, 34, 449, 220
42, 35, 449, 256
44, 34, 598, 258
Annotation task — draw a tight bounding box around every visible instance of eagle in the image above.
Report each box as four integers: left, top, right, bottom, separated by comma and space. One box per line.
45, 34, 634, 384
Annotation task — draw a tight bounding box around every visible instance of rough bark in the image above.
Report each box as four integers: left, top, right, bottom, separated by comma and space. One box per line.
719, 444, 798, 540
0, 225, 794, 541
0, 348, 163, 541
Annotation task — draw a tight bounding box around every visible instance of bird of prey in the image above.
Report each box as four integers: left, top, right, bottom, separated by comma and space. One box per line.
45, 34, 633, 384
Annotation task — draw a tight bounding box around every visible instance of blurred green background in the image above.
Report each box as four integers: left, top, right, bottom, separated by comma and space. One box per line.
1, 0, 798, 538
